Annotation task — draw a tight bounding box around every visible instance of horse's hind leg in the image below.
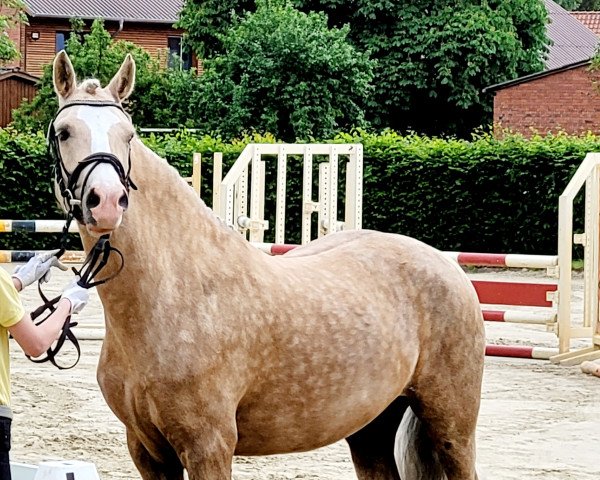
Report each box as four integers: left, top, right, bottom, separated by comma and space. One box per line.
345, 396, 409, 480
127, 429, 184, 480
406, 352, 483, 479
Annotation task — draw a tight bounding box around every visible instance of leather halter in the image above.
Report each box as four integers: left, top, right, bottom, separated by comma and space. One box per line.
47, 100, 137, 222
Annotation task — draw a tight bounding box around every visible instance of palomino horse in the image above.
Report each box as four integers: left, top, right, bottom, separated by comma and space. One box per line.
49, 51, 485, 479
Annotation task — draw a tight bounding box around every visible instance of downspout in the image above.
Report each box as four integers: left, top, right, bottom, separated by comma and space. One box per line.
111, 19, 124, 38
96, 19, 123, 77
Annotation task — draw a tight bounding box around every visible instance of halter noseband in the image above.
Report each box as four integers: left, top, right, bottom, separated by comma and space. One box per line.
47, 100, 137, 223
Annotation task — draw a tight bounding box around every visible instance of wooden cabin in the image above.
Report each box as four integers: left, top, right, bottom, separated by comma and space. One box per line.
1, 0, 193, 125
0, 69, 39, 127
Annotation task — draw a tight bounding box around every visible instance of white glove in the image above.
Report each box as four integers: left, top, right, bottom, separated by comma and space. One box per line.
12, 249, 68, 288
61, 277, 90, 314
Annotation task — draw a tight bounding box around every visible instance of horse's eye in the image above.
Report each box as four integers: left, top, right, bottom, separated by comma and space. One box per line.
57, 130, 70, 141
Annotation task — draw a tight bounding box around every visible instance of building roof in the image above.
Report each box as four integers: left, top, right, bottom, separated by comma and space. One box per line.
545, 0, 599, 70
24, 0, 184, 24
483, 58, 591, 93
484, 1, 599, 93
0, 68, 40, 83
571, 11, 600, 36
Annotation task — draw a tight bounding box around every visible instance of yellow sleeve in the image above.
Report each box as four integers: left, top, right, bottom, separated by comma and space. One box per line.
0, 269, 25, 328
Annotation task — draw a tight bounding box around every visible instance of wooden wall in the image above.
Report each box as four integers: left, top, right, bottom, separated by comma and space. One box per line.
0, 75, 38, 127
22, 18, 191, 76
23, 21, 61, 76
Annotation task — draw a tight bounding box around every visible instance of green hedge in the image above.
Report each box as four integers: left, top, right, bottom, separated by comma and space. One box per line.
1, 127, 598, 255
343, 130, 595, 254
0, 128, 74, 251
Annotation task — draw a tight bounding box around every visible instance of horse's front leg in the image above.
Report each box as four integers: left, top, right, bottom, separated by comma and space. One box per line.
127, 429, 184, 480
170, 411, 238, 480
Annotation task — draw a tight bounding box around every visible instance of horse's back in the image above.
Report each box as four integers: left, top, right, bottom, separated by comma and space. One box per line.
282, 229, 479, 314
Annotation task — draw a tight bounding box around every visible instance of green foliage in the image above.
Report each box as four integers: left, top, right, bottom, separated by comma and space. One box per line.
0, 0, 26, 65
556, 0, 600, 9
340, 130, 593, 254
2, 127, 598, 255
348, 0, 548, 135
177, 0, 549, 137
191, 0, 375, 141
554, 0, 581, 9
11, 19, 204, 131
177, 0, 254, 59
577, 0, 600, 8
589, 47, 600, 72
0, 127, 80, 249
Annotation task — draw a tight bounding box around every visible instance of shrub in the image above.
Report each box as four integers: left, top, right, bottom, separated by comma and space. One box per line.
1, 128, 598, 255
192, 0, 375, 141
341, 130, 593, 253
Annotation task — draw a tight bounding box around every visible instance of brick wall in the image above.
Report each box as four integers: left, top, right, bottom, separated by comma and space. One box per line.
0, 5, 23, 69
493, 64, 600, 137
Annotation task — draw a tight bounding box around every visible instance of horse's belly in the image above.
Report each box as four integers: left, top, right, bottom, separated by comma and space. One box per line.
233, 362, 412, 455
234, 395, 397, 455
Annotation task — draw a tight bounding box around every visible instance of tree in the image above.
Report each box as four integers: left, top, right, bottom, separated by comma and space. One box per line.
192, 0, 375, 141
178, 0, 549, 137
554, 0, 600, 9
178, 0, 254, 59
554, 0, 580, 8
0, 0, 26, 65
577, 0, 600, 8
11, 19, 203, 131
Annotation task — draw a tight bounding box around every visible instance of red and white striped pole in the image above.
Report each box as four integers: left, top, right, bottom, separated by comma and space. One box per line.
485, 344, 558, 360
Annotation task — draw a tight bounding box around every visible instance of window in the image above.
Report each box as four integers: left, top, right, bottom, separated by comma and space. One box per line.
55, 31, 68, 52
55, 31, 85, 52
168, 36, 192, 71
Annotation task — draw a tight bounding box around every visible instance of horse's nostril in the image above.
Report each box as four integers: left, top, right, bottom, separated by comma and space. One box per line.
86, 189, 101, 209
119, 193, 129, 210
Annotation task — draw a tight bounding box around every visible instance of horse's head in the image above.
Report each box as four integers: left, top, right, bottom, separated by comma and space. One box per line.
50, 51, 137, 237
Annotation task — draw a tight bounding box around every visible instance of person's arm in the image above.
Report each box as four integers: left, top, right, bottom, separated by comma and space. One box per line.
8, 298, 72, 357
12, 277, 23, 292
8, 277, 89, 358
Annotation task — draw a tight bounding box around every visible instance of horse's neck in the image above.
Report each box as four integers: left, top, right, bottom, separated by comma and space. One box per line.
79, 139, 263, 325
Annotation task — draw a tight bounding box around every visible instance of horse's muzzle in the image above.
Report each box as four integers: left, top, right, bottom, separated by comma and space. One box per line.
83, 186, 128, 236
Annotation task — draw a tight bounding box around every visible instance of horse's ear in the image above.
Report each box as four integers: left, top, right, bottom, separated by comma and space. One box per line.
107, 54, 136, 102
53, 50, 77, 100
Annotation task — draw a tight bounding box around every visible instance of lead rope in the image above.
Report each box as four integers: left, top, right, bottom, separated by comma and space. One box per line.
27, 215, 125, 370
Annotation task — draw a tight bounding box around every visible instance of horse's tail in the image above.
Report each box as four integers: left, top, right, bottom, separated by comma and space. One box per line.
395, 406, 448, 480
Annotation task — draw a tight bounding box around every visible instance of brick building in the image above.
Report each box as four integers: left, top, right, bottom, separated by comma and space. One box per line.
484, 0, 600, 137
485, 60, 600, 137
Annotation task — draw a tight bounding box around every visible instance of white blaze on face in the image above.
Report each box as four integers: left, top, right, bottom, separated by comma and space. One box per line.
76, 106, 124, 189
77, 106, 121, 153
